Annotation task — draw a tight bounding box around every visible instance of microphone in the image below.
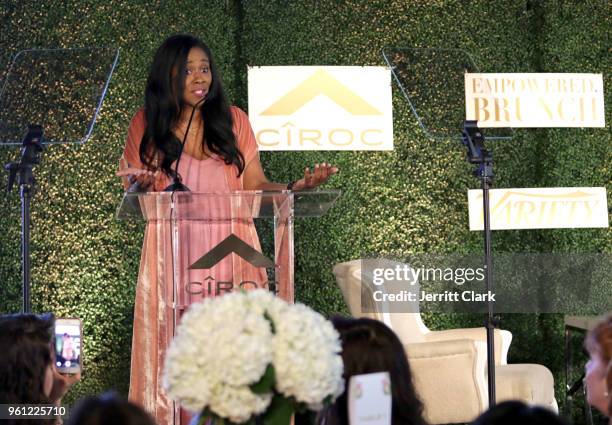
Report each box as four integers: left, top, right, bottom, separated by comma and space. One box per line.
164, 96, 206, 192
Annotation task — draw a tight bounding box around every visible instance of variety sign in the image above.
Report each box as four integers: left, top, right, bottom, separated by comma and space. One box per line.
248, 66, 393, 150
468, 187, 609, 230
465, 73, 605, 127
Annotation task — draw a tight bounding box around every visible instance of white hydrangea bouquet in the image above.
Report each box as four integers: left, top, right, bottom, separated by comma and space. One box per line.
163, 290, 344, 425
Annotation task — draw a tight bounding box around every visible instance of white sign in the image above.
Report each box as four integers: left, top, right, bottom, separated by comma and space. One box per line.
465, 73, 605, 127
348, 372, 392, 425
248, 66, 393, 150
468, 187, 609, 230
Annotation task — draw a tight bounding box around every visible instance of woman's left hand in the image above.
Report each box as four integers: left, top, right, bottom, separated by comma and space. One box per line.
291, 163, 338, 190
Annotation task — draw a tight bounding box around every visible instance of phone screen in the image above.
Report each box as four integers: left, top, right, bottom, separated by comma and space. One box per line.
54, 318, 82, 374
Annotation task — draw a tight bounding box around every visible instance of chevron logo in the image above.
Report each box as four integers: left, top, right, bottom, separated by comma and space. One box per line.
189, 234, 273, 269
260, 68, 382, 116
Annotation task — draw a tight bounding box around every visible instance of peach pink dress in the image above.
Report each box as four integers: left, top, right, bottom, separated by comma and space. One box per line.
119, 106, 276, 425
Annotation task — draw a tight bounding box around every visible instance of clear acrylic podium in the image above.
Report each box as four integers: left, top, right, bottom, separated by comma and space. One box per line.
117, 189, 340, 316
117, 189, 339, 425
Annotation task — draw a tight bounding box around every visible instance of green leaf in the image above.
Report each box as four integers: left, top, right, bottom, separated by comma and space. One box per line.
250, 364, 275, 394
293, 401, 309, 414
196, 408, 216, 425
196, 413, 210, 425
264, 311, 276, 334
263, 394, 294, 425
322, 394, 334, 405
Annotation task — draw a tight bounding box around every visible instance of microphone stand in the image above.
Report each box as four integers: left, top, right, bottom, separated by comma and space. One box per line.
164, 96, 205, 425
164, 97, 206, 192
461, 120, 498, 406
5, 124, 44, 313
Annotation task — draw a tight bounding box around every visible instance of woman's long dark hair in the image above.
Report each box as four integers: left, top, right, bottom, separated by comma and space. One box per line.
0, 313, 55, 425
319, 316, 428, 425
139, 34, 245, 177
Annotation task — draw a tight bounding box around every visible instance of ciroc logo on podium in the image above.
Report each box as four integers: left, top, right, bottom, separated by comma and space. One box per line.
248, 66, 393, 151
186, 234, 276, 296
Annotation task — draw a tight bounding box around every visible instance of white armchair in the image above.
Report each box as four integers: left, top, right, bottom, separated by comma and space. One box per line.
333, 259, 557, 424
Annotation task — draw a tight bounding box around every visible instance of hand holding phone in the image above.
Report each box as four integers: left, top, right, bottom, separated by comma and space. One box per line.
48, 367, 81, 404
54, 318, 82, 375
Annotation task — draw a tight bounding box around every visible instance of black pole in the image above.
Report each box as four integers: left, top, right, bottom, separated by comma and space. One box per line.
21, 183, 32, 313
5, 125, 44, 313
462, 120, 496, 406
481, 165, 496, 406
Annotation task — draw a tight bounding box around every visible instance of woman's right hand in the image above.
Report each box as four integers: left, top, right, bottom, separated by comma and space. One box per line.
48, 366, 81, 405
116, 167, 159, 191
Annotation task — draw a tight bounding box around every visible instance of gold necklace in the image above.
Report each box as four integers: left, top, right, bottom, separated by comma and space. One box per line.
176, 122, 201, 134
176, 123, 210, 159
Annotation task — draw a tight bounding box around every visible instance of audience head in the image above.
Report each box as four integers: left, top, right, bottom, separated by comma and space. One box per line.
471, 400, 567, 425
319, 316, 427, 425
66, 392, 156, 425
584, 313, 612, 417
0, 313, 55, 405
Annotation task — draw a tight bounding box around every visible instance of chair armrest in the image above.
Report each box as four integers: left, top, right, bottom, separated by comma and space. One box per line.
332, 261, 389, 323
405, 339, 487, 424
424, 327, 512, 365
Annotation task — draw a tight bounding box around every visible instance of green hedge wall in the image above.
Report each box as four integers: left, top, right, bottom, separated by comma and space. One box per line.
0, 0, 241, 401
0, 1, 609, 421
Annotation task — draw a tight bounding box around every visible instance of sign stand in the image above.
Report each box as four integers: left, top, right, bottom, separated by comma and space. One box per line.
382, 48, 513, 406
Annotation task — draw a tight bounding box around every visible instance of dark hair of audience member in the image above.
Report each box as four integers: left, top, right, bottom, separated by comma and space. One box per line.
0, 313, 55, 425
318, 316, 427, 425
471, 400, 568, 425
66, 392, 157, 425
472, 401, 567, 425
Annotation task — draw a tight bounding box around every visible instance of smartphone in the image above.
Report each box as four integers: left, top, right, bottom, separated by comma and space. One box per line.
54, 318, 82, 374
